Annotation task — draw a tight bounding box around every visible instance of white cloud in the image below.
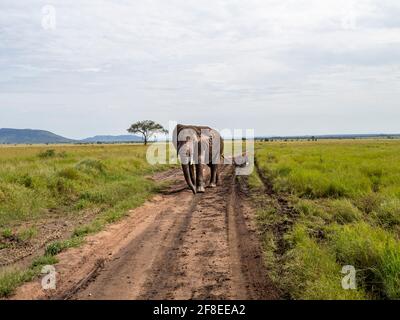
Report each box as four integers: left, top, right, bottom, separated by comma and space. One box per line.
0, 0, 399, 137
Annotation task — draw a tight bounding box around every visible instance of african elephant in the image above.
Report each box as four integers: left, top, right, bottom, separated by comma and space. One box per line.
172, 124, 224, 194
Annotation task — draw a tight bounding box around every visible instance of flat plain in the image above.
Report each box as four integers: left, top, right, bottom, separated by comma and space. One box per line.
1, 140, 399, 299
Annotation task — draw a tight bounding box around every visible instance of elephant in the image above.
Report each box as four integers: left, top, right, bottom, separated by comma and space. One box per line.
172, 124, 224, 194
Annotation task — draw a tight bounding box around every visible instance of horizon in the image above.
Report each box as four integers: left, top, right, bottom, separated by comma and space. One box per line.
1, 1, 400, 138
1, 126, 400, 141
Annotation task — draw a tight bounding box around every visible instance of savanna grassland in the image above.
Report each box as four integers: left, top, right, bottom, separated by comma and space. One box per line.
2, 140, 400, 300
0, 144, 171, 296
250, 139, 400, 300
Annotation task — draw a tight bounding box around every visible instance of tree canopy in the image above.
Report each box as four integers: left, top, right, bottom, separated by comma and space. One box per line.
127, 120, 168, 145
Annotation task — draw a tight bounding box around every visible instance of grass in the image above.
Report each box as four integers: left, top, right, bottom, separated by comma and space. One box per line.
0, 144, 169, 227
18, 227, 38, 242
0, 143, 174, 297
45, 237, 84, 256
0, 255, 59, 297
1, 228, 13, 239
253, 139, 400, 300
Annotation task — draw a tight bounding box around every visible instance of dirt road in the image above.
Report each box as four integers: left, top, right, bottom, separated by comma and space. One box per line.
12, 166, 279, 300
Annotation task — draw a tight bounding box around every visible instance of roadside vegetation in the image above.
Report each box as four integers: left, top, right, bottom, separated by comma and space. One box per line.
0, 144, 172, 297
251, 139, 400, 300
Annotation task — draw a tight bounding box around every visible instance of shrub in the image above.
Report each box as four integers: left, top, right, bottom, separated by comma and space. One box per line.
58, 167, 80, 180
45, 241, 64, 256
76, 159, 105, 174
38, 149, 56, 158
19, 174, 33, 188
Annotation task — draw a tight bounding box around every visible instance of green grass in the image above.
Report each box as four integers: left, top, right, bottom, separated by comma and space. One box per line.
0, 143, 174, 297
284, 224, 367, 300
253, 140, 400, 300
0, 144, 168, 227
18, 227, 38, 241
329, 222, 400, 299
45, 237, 84, 256
1, 228, 13, 239
0, 255, 59, 297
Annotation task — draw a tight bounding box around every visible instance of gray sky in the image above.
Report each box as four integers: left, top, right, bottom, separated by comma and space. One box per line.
1, 0, 400, 139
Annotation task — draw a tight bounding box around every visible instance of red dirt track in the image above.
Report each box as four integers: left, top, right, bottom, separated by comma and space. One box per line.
12, 166, 279, 300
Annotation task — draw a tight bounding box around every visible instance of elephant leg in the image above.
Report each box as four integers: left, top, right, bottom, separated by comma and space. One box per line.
189, 163, 196, 186
196, 163, 206, 193
209, 164, 217, 188
216, 164, 221, 186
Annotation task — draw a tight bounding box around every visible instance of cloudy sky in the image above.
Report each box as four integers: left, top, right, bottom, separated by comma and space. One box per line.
1, 0, 400, 139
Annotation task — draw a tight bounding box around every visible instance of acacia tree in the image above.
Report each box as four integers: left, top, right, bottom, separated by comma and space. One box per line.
127, 120, 168, 145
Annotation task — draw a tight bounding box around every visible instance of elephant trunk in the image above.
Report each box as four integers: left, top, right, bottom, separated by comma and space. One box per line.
181, 164, 196, 194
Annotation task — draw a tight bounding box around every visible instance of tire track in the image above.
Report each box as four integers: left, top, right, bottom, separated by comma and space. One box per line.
73, 165, 279, 300
253, 158, 298, 285
11, 166, 279, 300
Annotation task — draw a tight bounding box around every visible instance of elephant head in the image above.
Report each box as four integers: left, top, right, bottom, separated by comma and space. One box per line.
172, 124, 224, 194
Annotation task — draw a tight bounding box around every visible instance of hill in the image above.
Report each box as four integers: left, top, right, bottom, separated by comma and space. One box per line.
80, 135, 143, 143
0, 128, 75, 144
0, 129, 144, 144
